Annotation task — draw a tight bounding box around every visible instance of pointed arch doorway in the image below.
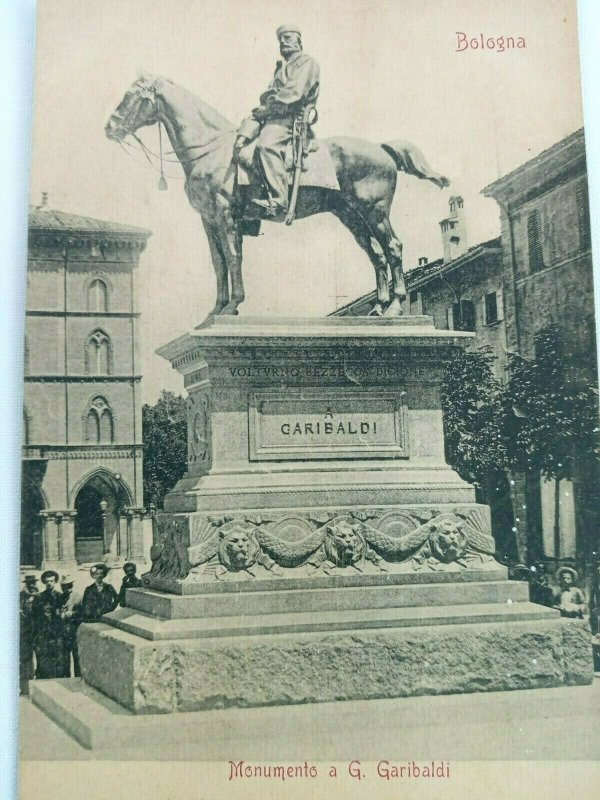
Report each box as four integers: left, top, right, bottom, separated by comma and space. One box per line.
73, 471, 131, 564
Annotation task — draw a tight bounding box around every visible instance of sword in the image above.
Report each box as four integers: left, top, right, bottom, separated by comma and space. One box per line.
285, 106, 312, 226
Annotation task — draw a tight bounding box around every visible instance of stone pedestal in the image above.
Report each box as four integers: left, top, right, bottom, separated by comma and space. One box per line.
34, 317, 592, 735
147, 316, 486, 589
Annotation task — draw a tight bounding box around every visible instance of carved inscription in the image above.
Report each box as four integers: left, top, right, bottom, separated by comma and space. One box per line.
226, 363, 406, 381
249, 390, 408, 461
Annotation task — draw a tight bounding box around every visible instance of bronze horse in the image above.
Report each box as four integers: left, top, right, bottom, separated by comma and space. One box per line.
106, 74, 449, 323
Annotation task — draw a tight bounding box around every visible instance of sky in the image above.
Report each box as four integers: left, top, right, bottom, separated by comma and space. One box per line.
28, 0, 585, 403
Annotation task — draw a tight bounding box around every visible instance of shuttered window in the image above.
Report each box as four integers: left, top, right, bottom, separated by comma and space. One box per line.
527, 211, 544, 272
576, 182, 591, 251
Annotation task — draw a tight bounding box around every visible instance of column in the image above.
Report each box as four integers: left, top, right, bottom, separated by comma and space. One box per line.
129, 508, 147, 562
40, 510, 78, 572
118, 512, 131, 562
61, 511, 77, 563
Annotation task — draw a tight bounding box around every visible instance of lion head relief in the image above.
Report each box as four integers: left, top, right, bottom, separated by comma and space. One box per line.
218, 524, 259, 572
428, 517, 468, 563
324, 519, 366, 567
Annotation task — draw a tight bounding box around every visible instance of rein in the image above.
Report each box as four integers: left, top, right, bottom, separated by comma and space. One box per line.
112, 86, 233, 189
117, 130, 229, 186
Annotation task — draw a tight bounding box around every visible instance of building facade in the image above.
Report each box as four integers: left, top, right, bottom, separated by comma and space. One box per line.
22, 203, 151, 572
334, 197, 507, 378
484, 128, 599, 567
333, 199, 516, 558
336, 130, 599, 567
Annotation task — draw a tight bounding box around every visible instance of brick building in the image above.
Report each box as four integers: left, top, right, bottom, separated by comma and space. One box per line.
483, 128, 599, 566
21, 201, 151, 572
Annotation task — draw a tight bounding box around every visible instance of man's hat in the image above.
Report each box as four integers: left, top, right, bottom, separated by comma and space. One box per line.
40, 570, 59, 584
24, 573, 38, 583
61, 574, 75, 586
557, 566, 578, 582
90, 563, 109, 578
123, 562, 137, 573
276, 24, 301, 39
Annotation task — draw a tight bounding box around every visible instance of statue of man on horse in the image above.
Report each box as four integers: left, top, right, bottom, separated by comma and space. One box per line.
105, 26, 449, 324
235, 23, 320, 222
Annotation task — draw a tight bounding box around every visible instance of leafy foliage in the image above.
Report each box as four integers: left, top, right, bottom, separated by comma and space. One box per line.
503, 325, 600, 482
142, 391, 188, 508
442, 346, 507, 487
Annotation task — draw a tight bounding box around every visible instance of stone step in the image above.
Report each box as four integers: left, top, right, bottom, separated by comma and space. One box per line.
126, 578, 529, 619
103, 601, 558, 641
143, 564, 508, 596
27, 677, 600, 755
77, 615, 593, 714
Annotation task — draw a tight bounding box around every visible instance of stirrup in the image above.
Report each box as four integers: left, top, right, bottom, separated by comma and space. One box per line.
251, 199, 287, 219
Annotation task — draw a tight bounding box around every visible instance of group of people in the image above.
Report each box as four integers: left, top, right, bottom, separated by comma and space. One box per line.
19, 562, 142, 695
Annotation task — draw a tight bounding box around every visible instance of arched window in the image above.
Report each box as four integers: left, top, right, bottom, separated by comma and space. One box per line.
99, 408, 114, 442
88, 279, 109, 312
85, 397, 114, 444
85, 330, 112, 375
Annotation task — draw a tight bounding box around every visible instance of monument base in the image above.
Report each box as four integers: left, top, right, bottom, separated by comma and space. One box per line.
70, 569, 593, 715
30, 316, 593, 742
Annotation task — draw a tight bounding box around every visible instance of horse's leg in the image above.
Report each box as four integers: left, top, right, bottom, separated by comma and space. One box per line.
215, 202, 245, 316
362, 202, 405, 317
332, 202, 390, 316
200, 218, 230, 323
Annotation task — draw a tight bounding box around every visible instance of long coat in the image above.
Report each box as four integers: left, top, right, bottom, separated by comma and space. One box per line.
61, 590, 83, 677
19, 588, 38, 692
258, 51, 320, 120
251, 51, 320, 208
31, 588, 65, 679
118, 575, 142, 607
81, 582, 118, 622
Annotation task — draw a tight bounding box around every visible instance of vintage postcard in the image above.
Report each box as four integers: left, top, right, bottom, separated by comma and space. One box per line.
16, 0, 600, 797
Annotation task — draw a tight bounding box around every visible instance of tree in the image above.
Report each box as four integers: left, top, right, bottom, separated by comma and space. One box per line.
503, 325, 600, 561
442, 346, 518, 561
442, 346, 508, 488
142, 391, 188, 509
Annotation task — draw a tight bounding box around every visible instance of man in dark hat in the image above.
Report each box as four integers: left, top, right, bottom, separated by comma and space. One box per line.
19, 574, 39, 694
81, 563, 119, 622
60, 575, 82, 677
31, 570, 65, 679
554, 566, 587, 619
529, 561, 554, 608
118, 562, 142, 607
235, 24, 320, 219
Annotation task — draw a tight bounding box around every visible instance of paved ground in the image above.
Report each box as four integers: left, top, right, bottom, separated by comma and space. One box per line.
19, 676, 600, 762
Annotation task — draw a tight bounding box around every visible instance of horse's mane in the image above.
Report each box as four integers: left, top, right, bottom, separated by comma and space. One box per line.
137, 72, 235, 132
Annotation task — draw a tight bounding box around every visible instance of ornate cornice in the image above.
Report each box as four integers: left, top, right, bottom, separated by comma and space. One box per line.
26, 310, 141, 319
24, 375, 142, 383
28, 231, 149, 253
22, 444, 143, 460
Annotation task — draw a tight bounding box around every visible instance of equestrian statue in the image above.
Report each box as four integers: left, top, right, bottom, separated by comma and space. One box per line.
105, 24, 449, 323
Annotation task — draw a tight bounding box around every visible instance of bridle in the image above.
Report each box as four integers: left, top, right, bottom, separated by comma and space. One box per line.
110, 83, 231, 187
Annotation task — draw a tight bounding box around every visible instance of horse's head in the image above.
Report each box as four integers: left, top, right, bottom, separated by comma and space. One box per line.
105, 74, 164, 142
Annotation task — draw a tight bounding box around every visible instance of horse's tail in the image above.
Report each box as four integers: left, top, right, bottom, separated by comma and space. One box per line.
381, 140, 450, 189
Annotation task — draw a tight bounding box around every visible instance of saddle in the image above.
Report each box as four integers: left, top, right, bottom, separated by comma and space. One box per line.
234, 129, 339, 195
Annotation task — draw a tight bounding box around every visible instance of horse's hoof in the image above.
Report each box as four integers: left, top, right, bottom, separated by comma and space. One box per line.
383, 299, 403, 318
